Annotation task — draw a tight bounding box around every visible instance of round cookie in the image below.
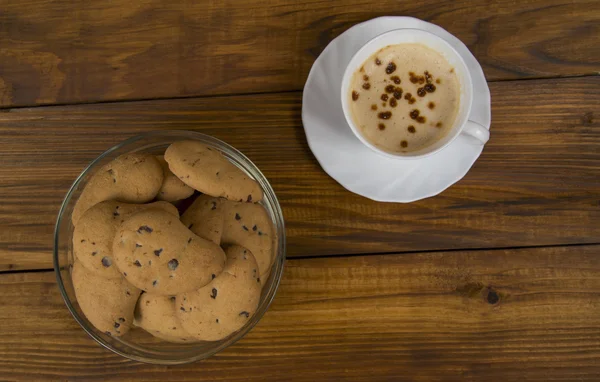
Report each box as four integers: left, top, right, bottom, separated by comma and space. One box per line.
113, 209, 226, 295
164, 140, 263, 203
221, 201, 275, 281
72, 260, 142, 336
180, 195, 225, 245
72, 153, 163, 224
176, 245, 261, 341
134, 293, 197, 343
155, 155, 195, 202
73, 200, 179, 279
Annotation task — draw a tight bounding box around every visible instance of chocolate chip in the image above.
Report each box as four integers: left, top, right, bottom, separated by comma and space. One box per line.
389, 98, 397, 108
363, 74, 369, 81
91, 242, 96, 245
385, 84, 395, 93
105, 331, 112, 336
168, 259, 179, 270
80, 239, 86, 243
216, 319, 219, 323
408, 125, 416, 133
210, 288, 217, 299
401, 140, 408, 148
378, 123, 385, 130
378, 111, 392, 120
417, 87, 426, 97
385, 62, 396, 74
417, 116, 426, 123
436, 122, 443, 128
135, 243, 142, 248
242, 225, 249, 231
188, 223, 194, 229
154, 248, 163, 257
352, 91, 359, 101
125, 291, 131, 296
375, 58, 381, 65
247, 194, 253, 202
235, 213, 241, 220
424, 83, 436, 93
211, 202, 217, 210
380, 94, 388, 101
410, 110, 420, 120
114, 322, 120, 329
180, 307, 186, 312
436, 78, 441, 84
239, 311, 250, 318
428, 102, 435, 109
212, 274, 216, 280
113, 211, 119, 217
119, 317, 125, 322
137, 225, 153, 234
123, 272, 127, 276
404, 93, 412, 100
170, 296, 176, 302
258, 231, 263, 236
257, 277, 261, 283
133, 260, 142, 267
362, 82, 371, 90
152, 280, 158, 286
91, 251, 97, 256
391, 75, 401, 84
393, 89, 403, 100
101, 257, 112, 267
252, 225, 257, 231
371, 104, 378, 111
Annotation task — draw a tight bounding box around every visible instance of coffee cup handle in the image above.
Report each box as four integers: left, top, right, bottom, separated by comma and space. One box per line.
461, 120, 490, 144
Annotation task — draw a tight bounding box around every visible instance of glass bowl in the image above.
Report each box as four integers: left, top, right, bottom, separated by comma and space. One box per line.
53, 130, 286, 364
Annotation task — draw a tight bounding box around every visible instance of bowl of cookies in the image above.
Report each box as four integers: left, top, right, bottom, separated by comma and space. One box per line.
53, 130, 285, 364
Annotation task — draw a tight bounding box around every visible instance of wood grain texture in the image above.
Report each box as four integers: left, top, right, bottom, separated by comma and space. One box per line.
1, 245, 599, 381
0, 0, 598, 106
1, 76, 599, 272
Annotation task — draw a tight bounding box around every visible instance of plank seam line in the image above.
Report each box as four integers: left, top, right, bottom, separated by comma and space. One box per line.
0, 73, 597, 111
2, 242, 599, 275
290, 242, 600, 261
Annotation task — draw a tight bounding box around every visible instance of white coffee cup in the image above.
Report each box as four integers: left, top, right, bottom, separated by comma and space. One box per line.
340, 28, 489, 159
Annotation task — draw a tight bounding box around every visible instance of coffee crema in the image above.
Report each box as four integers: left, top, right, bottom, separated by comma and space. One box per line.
349, 43, 460, 153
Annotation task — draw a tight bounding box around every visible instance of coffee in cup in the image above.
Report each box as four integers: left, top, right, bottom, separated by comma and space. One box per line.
348, 43, 460, 154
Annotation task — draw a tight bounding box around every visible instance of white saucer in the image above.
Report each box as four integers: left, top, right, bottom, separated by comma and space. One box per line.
301, 16, 491, 202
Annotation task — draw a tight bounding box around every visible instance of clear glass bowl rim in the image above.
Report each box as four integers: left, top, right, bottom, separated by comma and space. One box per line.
53, 130, 286, 365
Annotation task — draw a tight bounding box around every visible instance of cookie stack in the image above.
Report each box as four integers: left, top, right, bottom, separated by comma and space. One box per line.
71, 141, 274, 343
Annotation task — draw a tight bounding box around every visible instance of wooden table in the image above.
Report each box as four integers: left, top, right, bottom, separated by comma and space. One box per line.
1, 1, 599, 380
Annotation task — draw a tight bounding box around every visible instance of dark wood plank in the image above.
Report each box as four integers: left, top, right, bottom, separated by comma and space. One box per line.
0, 0, 598, 106
1, 76, 599, 271
1, 245, 599, 380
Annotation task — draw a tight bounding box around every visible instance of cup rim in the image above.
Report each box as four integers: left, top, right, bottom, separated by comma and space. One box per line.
340, 28, 473, 160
